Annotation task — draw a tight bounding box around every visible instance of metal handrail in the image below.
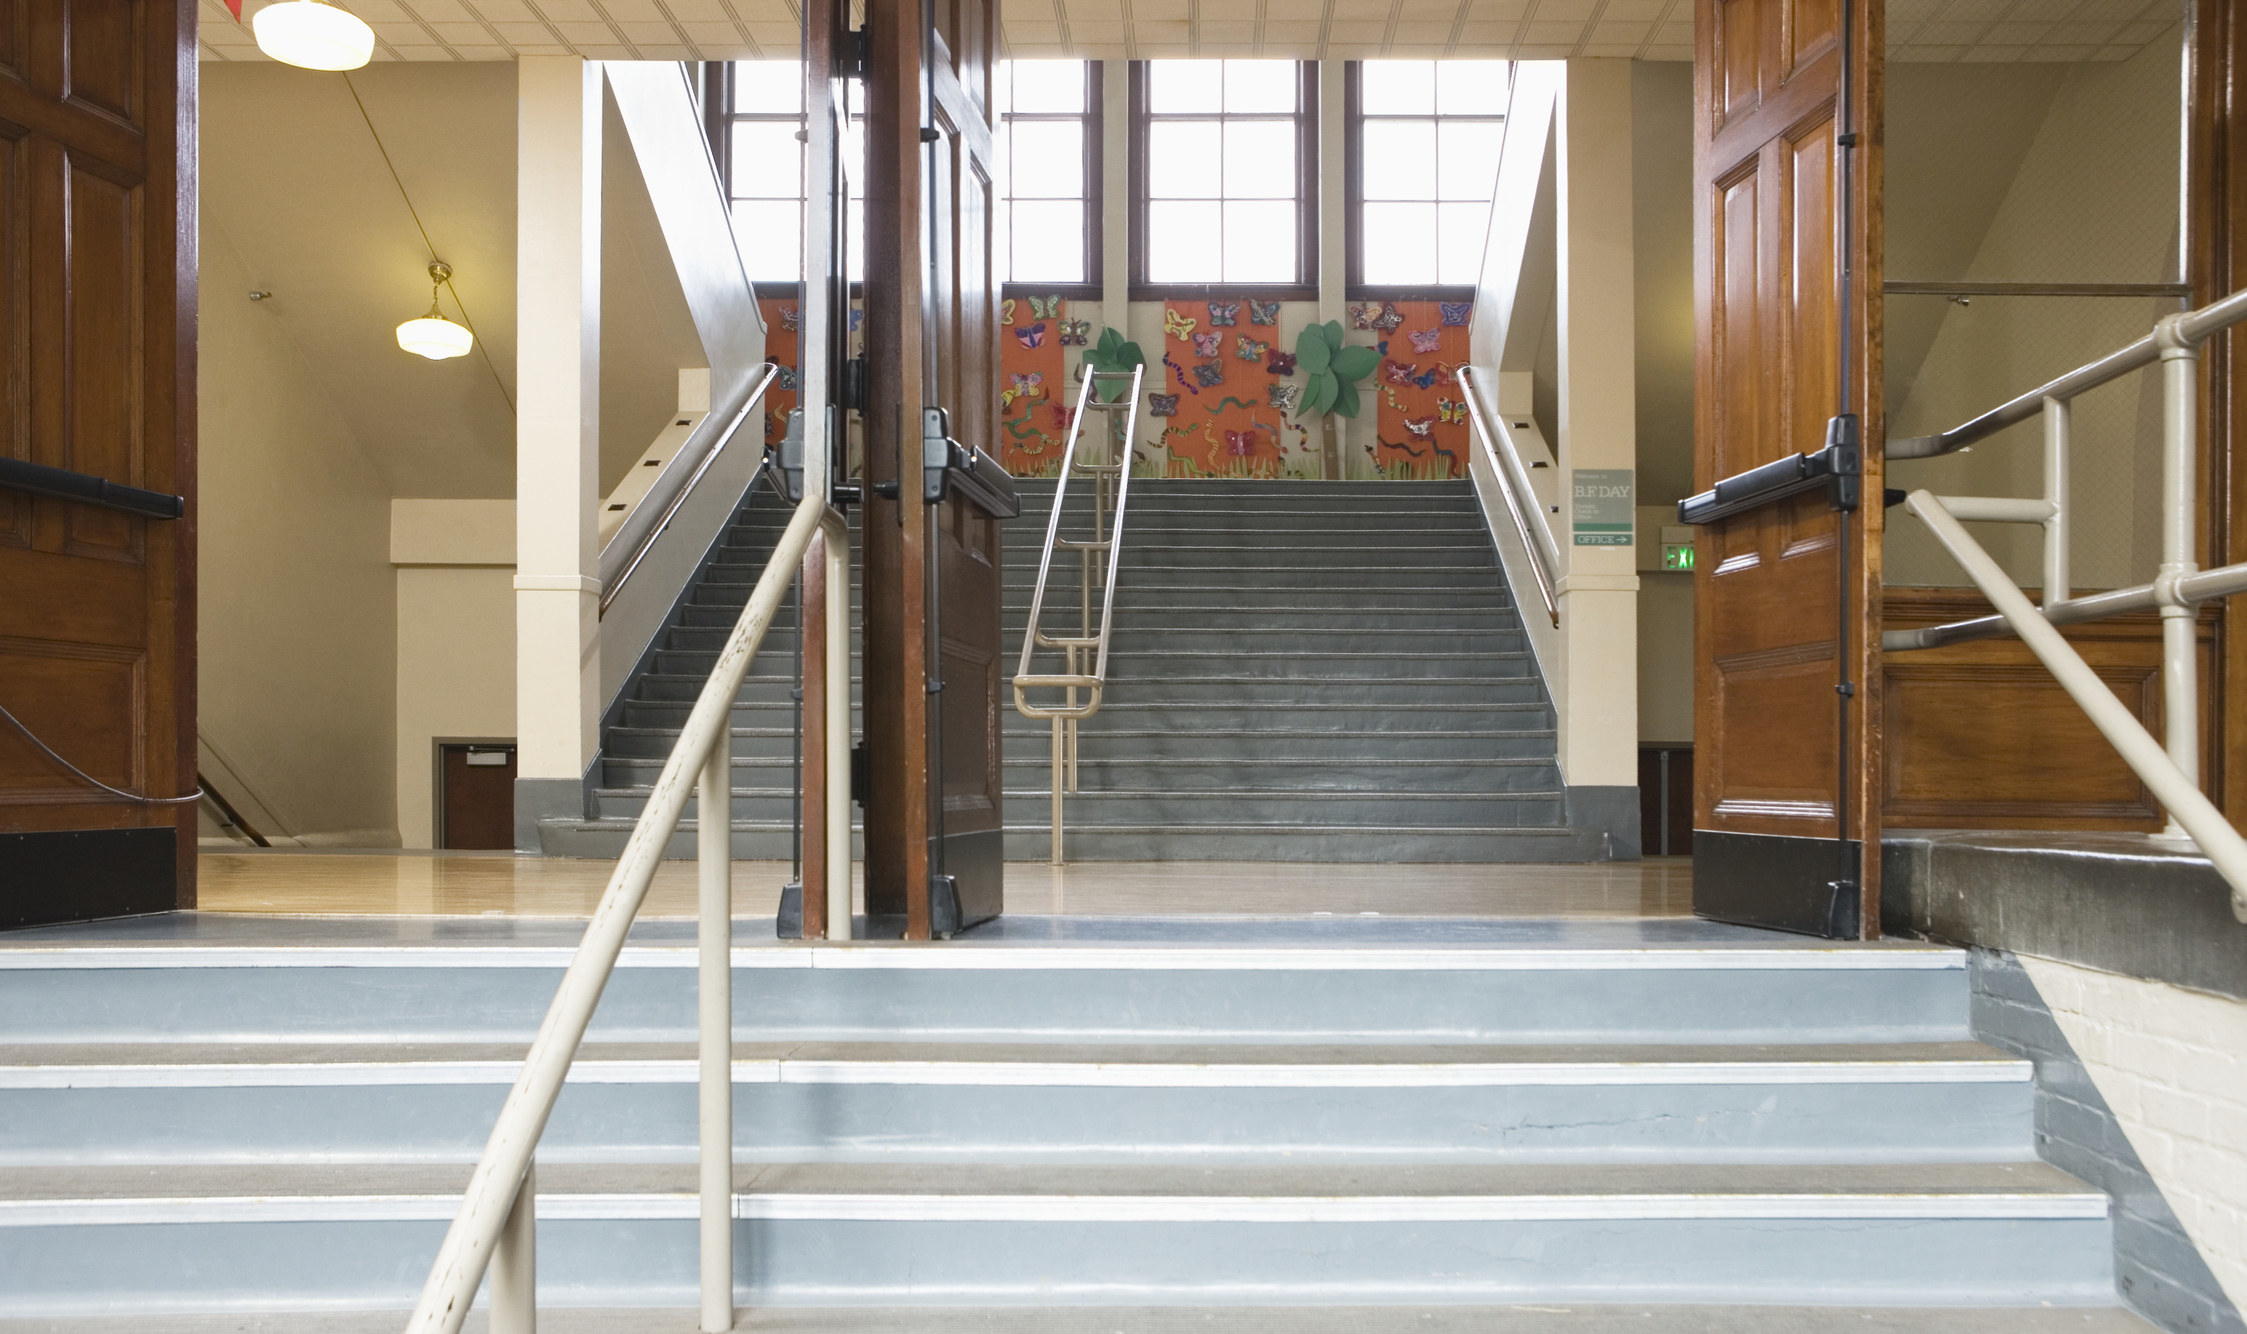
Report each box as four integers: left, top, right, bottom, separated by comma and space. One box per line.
1884, 287, 2247, 920
1455, 365, 1560, 627
406, 481, 849, 1333
1012, 363, 1144, 864
600, 363, 782, 616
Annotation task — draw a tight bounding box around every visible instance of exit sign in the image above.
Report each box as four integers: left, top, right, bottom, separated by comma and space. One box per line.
1663, 543, 1695, 570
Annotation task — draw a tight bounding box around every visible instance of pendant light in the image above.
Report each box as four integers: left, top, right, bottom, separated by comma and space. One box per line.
397, 262, 473, 361
252, 0, 374, 72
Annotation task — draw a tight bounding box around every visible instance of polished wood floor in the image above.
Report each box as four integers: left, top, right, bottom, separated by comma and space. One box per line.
195, 853, 1693, 918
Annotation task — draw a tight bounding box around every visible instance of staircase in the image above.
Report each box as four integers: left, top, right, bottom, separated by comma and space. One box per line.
0, 911, 2147, 1325
543, 475, 1613, 864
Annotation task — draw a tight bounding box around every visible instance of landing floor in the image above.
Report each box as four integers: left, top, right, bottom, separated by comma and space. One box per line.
190, 852, 1694, 919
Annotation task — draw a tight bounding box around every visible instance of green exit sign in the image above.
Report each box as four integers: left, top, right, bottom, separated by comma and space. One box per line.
1663, 543, 1695, 571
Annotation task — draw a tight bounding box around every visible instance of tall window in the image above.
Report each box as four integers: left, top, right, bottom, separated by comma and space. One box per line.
1130, 60, 1316, 295
728, 60, 806, 285
1348, 60, 1510, 293
996, 60, 1100, 293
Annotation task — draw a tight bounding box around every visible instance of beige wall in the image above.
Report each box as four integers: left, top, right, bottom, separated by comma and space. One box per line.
199, 234, 400, 846
1885, 34, 2184, 588
393, 499, 517, 849
1630, 60, 1694, 510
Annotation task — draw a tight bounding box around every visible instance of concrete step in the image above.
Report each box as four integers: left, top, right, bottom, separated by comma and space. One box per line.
0, 1161, 2113, 1313
992, 726, 1561, 761
999, 755, 1563, 792
0, 1040, 2035, 1167
590, 785, 1567, 827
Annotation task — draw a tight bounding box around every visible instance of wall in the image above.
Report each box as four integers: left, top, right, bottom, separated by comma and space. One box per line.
1885, 33, 2184, 588
199, 235, 400, 846
392, 501, 516, 850
1631, 60, 1695, 748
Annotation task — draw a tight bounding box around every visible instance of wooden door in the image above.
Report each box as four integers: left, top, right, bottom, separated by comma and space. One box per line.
1692, 0, 1884, 936
863, 0, 1006, 938
439, 744, 516, 850
0, 0, 197, 930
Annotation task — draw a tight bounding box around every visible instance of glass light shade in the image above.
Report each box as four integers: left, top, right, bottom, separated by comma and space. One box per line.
253, 1, 374, 71
397, 314, 472, 360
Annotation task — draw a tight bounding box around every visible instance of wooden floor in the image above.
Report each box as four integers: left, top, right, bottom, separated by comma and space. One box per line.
193, 853, 1694, 918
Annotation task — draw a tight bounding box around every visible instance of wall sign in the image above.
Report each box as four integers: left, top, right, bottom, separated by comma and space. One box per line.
1572, 469, 1634, 547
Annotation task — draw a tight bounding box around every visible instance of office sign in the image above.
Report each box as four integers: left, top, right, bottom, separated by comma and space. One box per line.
1573, 469, 1634, 547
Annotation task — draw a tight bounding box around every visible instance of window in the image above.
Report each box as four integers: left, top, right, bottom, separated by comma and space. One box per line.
1130, 60, 1317, 296
995, 60, 1101, 293
728, 60, 806, 285
1348, 60, 1510, 294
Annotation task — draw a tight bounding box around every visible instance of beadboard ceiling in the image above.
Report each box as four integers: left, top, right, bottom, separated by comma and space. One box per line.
200, 0, 2183, 65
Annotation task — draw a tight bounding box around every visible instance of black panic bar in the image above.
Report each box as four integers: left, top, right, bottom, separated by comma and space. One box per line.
1677, 416, 1861, 526
0, 458, 184, 520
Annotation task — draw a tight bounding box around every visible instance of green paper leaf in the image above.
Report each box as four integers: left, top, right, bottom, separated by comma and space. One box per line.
1332, 345, 1381, 382
1295, 326, 1332, 374
1324, 319, 1345, 346
1096, 327, 1122, 359
1333, 377, 1361, 419
1118, 340, 1144, 368
1306, 372, 1339, 417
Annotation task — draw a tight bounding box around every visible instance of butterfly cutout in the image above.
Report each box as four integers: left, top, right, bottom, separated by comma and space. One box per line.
1408, 328, 1443, 354
1369, 302, 1405, 333
1026, 294, 1063, 319
1002, 370, 1045, 412
1348, 303, 1377, 330
775, 365, 802, 392
849, 308, 865, 333
1383, 360, 1420, 386
1403, 416, 1435, 439
1249, 299, 1281, 326
1192, 361, 1226, 389
1436, 397, 1468, 424
778, 306, 802, 332
1439, 301, 1472, 327
1235, 335, 1270, 362
1267, 351, 1297, 376
1015, 322, 1047, 350
1268, 382, 1300, 411
1207, 300, 1240, 327
1059, 318, 1091, 346
1192, 331, 1223, 358
1163, 308, 1198, 339
999, 298, 1017, 325
1148, 393, 1180, 418
1225, 428, 1259, 456
1048, 402, 1073, 432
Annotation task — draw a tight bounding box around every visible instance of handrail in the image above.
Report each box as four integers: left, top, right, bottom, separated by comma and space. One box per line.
1884, 287, 2247, 921
1012, 363, 1144, 864
0, 457, 184, 520
600, 363, 781, 616
1455, 365, 1560, 627
406, 480, 848, 1333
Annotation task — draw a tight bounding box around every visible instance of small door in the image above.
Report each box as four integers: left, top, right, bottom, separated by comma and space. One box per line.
439, 744, 516, 850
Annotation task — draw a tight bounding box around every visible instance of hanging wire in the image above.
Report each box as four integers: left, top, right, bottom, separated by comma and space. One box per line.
341, 71, 517, 415
0, 702, 203, 805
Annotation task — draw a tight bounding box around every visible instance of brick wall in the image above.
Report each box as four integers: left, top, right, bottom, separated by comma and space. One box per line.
1972, 949, 2246, 1333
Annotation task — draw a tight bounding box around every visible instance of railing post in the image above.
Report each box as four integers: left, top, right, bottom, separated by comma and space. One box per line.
822, 514, 853, 941
490, 1161, 535, 1334
2042, 396, 2070, 611
696, 735, 734, 1331
2157, 323, 2203, 818
1051, 713, 1065, 865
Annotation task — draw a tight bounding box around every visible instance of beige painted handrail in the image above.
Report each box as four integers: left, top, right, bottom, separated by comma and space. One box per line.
405, 482, 848, 1333
1884, 287, 2247, 920
1012, 363, 1144, 864
1455, 365, 1560, 627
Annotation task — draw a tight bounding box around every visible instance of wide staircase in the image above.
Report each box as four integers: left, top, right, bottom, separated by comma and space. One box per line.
0, 910, 2146, 1326
543, 474, 1613, 863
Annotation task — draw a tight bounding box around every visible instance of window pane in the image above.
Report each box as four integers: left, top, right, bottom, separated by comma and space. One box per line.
1010, 121, 1083, 198
1011, 200, 1085, 283
731, 122, 804, 200
1009, 59, 1085, 113
1437, 119, 1505, 200
735, 60, 801, 114
1223, 120, 1295, 199
1437, 61, 1511, 115
733, 200, 803, 282
1148, 200, 1223, 282
1361, 61, 1434, 116
1361, 119, 1435, 201
1149, 61, 1220, 114
1437, 201, 1489, 284
1361, 202, 1437, 285
1223, 60, 1297, 113
1149, 120, 1217, 198
1222, 200, 1295, 282
846, 197, 864, 285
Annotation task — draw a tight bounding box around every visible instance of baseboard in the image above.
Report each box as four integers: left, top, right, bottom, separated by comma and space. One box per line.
0, 828, 175, 931
1694, 830, 1864, 939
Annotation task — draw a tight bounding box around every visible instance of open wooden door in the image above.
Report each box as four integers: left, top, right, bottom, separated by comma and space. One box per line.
0, 0, 198, 930
1689, 0, 1884, 936
863, 0, 1011, 938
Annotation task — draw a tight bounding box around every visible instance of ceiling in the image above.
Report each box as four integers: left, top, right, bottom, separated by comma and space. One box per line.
201, 0, 2184, 64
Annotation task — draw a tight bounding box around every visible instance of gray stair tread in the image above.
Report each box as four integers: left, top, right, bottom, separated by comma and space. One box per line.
0, 1159, 2102, 1209
0, 1307, 2156, 1333
0, 1039, 2029, 1074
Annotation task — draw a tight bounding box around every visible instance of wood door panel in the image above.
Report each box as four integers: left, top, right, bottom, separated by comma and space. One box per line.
1781, 0, 1837, 83
62, 0, 139, 130
1781, 117, 1835, 459
0, 636, 141, 798
1716, 0, 1761, 130
0, 120, 26, 550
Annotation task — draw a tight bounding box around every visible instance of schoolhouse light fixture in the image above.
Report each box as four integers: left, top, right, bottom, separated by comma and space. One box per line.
397, 262, 474, 361
252, 0, 375, 72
